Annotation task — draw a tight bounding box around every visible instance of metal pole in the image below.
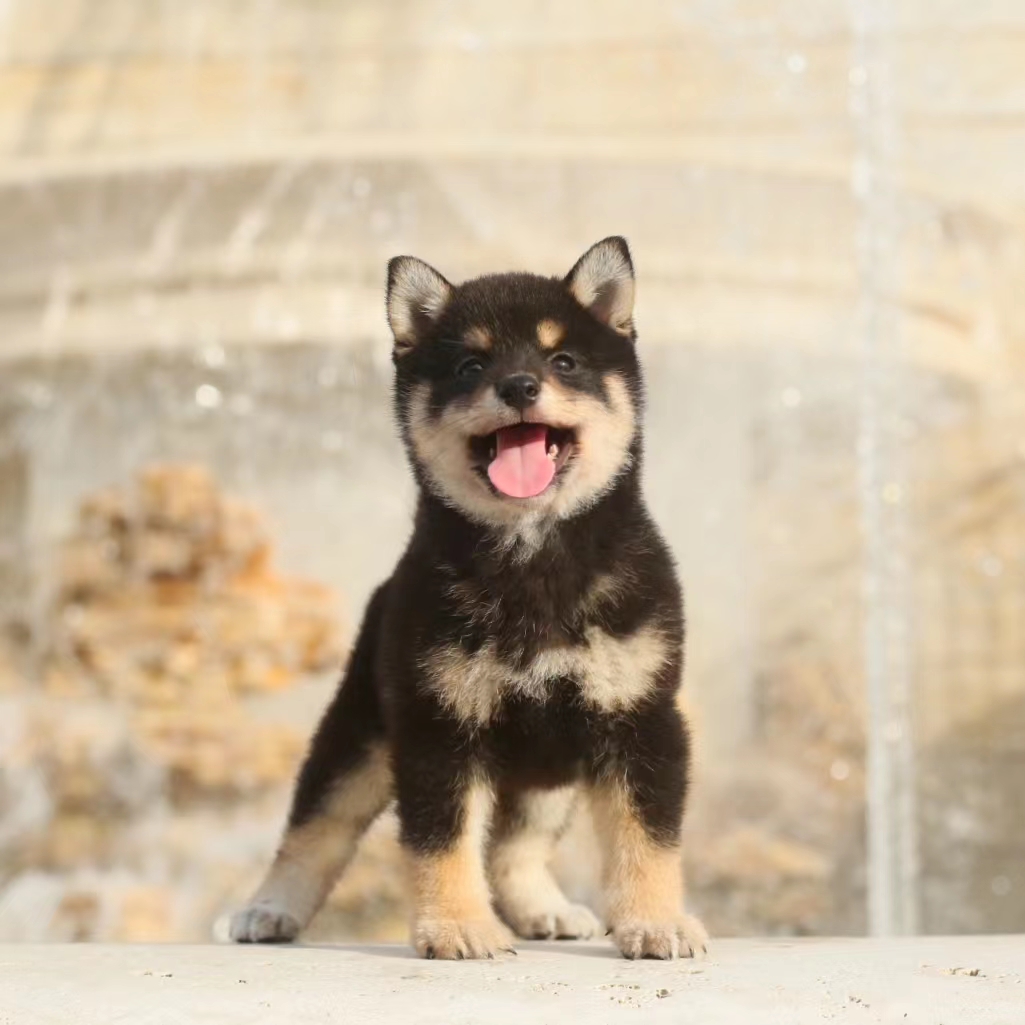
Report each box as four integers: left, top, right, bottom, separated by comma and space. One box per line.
849, 0, 920, 937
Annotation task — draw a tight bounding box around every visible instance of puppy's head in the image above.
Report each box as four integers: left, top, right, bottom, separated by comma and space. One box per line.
387, 237, 642, 529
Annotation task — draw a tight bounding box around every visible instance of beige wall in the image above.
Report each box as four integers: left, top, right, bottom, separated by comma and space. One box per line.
1, 0, 1023, 375
1, 0, 1024, 940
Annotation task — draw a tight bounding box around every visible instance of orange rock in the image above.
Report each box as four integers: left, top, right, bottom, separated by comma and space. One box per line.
129, 529, 197, 579
137, 464, 219, 535
115, 886, 174, 942
4, 463, 349, 943
51, 891, 100, 942
58, 537, 122, 598
78, 488, 129, 537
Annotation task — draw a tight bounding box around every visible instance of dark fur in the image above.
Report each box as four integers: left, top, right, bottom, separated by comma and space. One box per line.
290, 487, 689, 848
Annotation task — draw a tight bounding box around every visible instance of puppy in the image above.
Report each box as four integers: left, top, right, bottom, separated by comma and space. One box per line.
230, 237, 708, 960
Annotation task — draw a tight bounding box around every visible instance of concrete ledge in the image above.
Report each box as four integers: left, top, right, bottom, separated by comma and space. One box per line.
0, 938, 1022, 1024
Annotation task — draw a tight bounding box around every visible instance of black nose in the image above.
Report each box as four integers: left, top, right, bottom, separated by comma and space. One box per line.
496, 373, 540, 410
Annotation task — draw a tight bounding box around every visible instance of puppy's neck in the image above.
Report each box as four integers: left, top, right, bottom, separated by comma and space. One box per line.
413, 461, 644, 570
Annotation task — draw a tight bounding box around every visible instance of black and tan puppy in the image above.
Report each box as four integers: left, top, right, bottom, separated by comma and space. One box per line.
230, 238, 708, 960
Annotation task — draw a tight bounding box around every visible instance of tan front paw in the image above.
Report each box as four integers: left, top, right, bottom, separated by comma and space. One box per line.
610, 913, 708, 960
413, 916, 517, 960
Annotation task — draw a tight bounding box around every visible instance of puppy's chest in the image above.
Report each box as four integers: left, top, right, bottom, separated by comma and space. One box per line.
424, 577, 670, 725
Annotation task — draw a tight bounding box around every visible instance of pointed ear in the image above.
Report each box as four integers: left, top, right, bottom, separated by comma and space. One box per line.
564, 236, 635, 336
386, 256, 453, 355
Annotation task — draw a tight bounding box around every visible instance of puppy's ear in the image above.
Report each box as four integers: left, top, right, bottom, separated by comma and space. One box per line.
564, 236, 635, 336
386, 256, 453, 356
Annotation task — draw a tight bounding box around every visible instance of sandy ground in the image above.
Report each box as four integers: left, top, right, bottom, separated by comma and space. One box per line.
0, 937, 1022, 1024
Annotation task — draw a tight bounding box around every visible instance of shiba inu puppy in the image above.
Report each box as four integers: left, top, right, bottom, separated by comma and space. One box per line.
230, 238, 707, 960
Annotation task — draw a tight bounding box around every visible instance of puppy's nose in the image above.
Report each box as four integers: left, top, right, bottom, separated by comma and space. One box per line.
496, 373, 540, 410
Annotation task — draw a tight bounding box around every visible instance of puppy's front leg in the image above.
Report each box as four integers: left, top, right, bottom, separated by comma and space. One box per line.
591, 698, 708, 960
395, 729, 514, 959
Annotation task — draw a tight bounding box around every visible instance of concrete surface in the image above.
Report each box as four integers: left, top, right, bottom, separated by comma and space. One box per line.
0, 938, 1022, 1025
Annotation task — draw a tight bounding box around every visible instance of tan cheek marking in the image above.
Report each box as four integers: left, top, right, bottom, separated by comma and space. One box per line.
406, 386, 476, 502
405, 385, 513, 527
550, 373, 637, 518
465, 326, 492, 350
534, 379, 584, 426
590, 784, 684, 926
537, 319, 565, 349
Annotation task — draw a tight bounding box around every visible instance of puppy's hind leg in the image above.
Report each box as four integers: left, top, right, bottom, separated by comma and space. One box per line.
230, 586, 392, 943
488, 785, 601, 940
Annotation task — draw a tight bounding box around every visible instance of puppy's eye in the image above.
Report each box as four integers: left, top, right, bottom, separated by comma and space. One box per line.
456, 356, 485, 379
551, 352, 576, 373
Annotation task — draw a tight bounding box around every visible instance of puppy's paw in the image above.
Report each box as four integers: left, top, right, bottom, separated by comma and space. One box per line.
610, 913, 708, 960
229, 902, 302, 943
414, 916, 516, 960
504, 901, 602, 940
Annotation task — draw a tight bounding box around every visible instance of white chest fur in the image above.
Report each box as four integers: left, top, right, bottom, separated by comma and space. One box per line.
421, 625, 671, 725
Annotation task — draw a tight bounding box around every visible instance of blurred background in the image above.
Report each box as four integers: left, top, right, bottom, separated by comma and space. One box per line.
1, 0, 1024, 944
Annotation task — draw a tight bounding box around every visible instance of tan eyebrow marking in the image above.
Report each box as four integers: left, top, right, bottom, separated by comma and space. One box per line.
537, 319, 565, 349
464, 326, 492, 350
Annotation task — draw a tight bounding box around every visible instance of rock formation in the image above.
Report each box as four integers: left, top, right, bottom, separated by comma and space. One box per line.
0, 464, 351, 941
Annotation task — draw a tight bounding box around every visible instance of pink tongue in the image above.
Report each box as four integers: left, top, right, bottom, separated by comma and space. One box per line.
487, 424, 555, 498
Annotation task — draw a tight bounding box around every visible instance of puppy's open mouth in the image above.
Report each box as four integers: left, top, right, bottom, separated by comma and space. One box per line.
469, 424, 575, 499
